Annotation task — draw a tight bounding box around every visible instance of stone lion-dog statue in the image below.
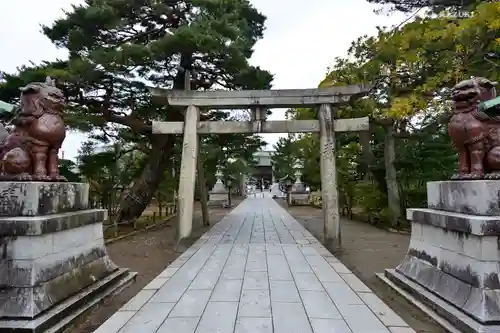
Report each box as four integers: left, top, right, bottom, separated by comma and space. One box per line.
0, 77, 67, 181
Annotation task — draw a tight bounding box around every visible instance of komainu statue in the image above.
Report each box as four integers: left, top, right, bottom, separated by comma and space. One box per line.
0, 77, 67, 181
449, 77, 500, 179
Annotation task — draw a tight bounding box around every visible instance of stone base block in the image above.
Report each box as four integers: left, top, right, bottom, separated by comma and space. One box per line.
391, 203, 500, 328
289, 193, 309, 205
381, 269, 500, 333
0, 182, 89, 217
427, 180, 500, 215
208, 193, 228, 207
1, 255, 117, 318
408, 209, 500, 289
396, 254, 500, 324
407, 208, 500, 236
0, 268, 137, 333
0, 209, 118, 318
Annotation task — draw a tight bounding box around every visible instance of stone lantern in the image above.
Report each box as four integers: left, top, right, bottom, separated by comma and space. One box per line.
208, 165, 228, 206
289, 159, 309, 205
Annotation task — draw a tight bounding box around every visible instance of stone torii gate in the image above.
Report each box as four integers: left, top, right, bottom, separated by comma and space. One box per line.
151, 85, 371, 251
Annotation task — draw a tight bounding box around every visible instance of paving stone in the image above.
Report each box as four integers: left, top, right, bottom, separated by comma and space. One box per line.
234, 317, 272, 333
189, 258, 227, 289
143, 277, 169, 290
120, 290, 156, 311
323, 282, 364, 305
293, 272, 324, 291
238, 289, 271, 317
221, 254, 246, 279
93, 311, 135, 333
169, 290, 212, 317
388, 327, 416, 333
272, 302, 313, 333
329, 262, 351, 274
300, 290, 342, 319
93, 195, 411, 333
358, 292, 408, 327
196, 302, 238, 333
246, 251, 267, 271
310, 318, 353, 333
210, 279, 243, 302
158, 267, 179, 278
336, 303, 391, 333
242, 271, 269, 290
270, 280, 301, 302
157, 317, 200, 333
340, 273, 371, 293
267, 254, 293, 281
118, 303, 174, 333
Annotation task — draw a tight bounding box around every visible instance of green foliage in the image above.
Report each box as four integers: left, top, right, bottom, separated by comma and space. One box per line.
366, 0, 491, 14
58, 159, 81, 182
0, 0, 273, 221
270, 136, 298, 181
284, 2, 499, 227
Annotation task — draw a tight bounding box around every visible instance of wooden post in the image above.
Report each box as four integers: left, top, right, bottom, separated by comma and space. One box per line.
318, 103, 341, 252
176, 104, 199, 241
184, 69, 210, 228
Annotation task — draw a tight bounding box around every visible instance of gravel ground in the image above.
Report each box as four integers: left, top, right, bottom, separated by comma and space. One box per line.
68, 198, 244, 333
277, 200, 446, 333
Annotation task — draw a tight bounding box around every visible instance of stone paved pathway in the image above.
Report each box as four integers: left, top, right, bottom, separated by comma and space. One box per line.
93, 196, 415, 333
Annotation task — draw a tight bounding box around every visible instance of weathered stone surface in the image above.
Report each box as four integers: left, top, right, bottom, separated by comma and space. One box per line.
396, 255, 500, 324
407, 208, 500, 236
383, 269, 500, 333
427, 180, 500, 215
0, 209, 106, 236
0, 240, 109, 286
0, 217, 119, 318
208, 193, 228, 207
0, 182, 89, 217
383, 180, 500, 331
395, 210, 500, 323
289, 193, 310, 205
0, 256, 117, 318
407, 222, 500, 288
0, 268, 135, 333
0, 222, 104, 260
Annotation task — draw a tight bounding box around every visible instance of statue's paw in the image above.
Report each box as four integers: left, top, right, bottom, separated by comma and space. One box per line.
468, 172, 485, 180
485, 172, 500, 180
32, 174, 52, 182
49, 174, 67, 182
17, 173, 33, 181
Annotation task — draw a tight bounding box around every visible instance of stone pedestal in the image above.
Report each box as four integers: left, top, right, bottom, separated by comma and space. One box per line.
208, 180, 228, 207
289, 182, 309, 205
0, 182, 136, 332
381, 181, 500, 333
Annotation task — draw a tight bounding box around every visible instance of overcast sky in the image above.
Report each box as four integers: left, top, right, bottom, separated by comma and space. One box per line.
0, 0, 406, 161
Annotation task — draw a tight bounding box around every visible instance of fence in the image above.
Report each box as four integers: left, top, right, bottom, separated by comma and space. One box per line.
103, 202, 177, 240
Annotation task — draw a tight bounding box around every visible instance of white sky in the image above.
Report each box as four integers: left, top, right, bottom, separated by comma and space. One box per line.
0, 0, 406, 161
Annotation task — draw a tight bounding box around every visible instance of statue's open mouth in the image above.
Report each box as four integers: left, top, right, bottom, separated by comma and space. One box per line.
452, 89, 479, 102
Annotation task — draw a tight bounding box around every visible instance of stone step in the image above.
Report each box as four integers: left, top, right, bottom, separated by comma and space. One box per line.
0, 268, 137, 333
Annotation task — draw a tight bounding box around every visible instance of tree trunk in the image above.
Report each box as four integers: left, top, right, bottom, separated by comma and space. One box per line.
116, 135, 176, 222
115, 53, 192, 223
359, 129, 387, 192
383, 123, 402, 227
